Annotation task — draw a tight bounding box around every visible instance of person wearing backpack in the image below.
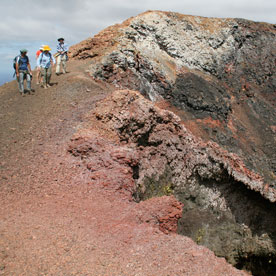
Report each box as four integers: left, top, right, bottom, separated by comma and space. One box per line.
15, 49, 33, 95
37, 45, 56, 89
55, 38, 69, 75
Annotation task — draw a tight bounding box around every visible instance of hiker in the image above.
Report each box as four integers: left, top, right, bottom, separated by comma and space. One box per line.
55, 38, 69, 75
36, 45, 44, 85
15, 49, 33, 95
37, 45, 56, 89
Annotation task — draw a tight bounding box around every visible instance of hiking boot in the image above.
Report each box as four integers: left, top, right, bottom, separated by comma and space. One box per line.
56, 72, 61, 76
43, 85, 47, 89
46, 84, 51, 88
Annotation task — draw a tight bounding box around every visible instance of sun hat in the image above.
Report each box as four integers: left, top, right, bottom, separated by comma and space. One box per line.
39, 45, 45, 50
58, 37, 64, 41
20, 49, 28, 53
43, 45, 51, 51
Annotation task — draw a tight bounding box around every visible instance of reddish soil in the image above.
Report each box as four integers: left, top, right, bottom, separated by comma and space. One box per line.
0, 60, 249, 275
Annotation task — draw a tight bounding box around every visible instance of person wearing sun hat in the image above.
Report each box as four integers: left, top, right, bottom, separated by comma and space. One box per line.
37, 45, 56, 89
36, 45, 45, 59
15, 48, 32, 95
56, 37, 69, 75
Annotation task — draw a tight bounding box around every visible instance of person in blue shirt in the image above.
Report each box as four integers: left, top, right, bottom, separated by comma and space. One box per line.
37, 45, 56, 89
55, 38, 69, 75
15, 49, 33, 95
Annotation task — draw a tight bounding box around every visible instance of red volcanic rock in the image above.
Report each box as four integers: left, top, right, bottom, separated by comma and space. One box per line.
68, 11, 275, 274
0, 35, 255, 275
135, 196, 183, 234
271, 125, 276, 133
69, 89, 276, 272
90, 89, 272, 201
69, 131, 138, 200
70, 10, 276, 199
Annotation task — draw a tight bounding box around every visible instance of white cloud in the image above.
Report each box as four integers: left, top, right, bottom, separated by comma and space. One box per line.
0, 0, 275, 43
0, 0, 275, 84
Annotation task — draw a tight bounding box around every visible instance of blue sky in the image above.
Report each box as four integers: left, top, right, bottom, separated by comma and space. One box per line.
0, 0, 275, 86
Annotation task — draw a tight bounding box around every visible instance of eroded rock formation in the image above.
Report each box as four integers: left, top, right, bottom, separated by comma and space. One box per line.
69, 10, 276, 275
70, 10, 276, 202
68, 90, 276, 274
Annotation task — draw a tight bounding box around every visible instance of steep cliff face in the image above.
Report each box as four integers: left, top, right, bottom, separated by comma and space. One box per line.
70, 11, 275, 104
69, 90, 276, 274
70, 10, 276, 202
69, 11, 276, 275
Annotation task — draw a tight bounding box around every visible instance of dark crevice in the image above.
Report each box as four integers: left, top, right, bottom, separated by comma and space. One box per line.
132, 164, 140, 180
235, 254, 276, 276
176, 168, 276, 276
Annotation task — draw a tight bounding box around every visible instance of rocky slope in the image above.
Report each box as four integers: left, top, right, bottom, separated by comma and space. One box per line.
69, 89, 276, 275
69, 11, 276, 275
70, 11, 276, 200
0, 62, 250, 275
1, 10, 275, 276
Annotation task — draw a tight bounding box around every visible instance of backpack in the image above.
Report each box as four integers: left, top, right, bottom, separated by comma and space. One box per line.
13, 55, 29, 77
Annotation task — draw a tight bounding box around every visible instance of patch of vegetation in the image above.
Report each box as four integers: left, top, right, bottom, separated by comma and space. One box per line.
135, 167, 174, 201
195, 228, 205, 244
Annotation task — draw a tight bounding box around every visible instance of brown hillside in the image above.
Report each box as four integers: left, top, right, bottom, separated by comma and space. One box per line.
1, 10, 276, 276
0, 60, 249, 275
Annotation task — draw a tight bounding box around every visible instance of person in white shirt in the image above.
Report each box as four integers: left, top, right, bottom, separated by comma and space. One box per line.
56, 38, 69, 75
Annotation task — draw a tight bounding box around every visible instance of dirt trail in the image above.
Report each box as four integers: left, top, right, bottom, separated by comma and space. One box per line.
0, 61, 248, 275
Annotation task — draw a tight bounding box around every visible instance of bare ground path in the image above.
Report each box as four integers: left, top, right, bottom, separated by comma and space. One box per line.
0, 61, 248, 275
